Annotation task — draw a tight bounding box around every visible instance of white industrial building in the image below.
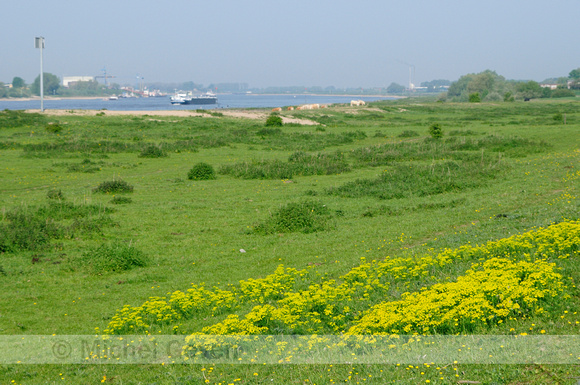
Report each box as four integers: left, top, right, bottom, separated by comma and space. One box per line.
62, 76, 95, 87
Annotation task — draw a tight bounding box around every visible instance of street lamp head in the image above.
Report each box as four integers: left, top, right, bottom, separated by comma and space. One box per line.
35, 37, 45, 49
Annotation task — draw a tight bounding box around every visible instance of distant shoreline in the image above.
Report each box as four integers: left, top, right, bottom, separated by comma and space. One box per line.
1, 94, 405, 102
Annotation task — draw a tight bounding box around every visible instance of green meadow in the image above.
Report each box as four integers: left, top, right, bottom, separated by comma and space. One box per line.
0, 98, 579, 384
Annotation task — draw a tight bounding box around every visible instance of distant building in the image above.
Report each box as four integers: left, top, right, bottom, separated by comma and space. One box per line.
540, 84, 558, 90
63, 76, 95, 87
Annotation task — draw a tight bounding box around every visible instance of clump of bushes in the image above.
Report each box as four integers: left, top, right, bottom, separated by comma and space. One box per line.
75, 242, 147, 273
0, 209, 61, 252
93, 179, 134, 194
253, 200, 331, 234
398, 130, 419, 138
46, 188, 65, 201
265, 114, 283, 127
428, 123, 443, 139
187, 162, 216, 180
139, 145, 167, 158
110, 196, 132, 205
45, 123, 63, 133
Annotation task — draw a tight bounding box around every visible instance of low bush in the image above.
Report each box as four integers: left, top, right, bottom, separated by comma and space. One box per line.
139, 145, 167, 158
46, 188, 65, 201
253, 200, 331, 234
428, 123, 443, 139
74, 242, 147, 273
45, 123, 63, 133
187, 162, 216, 180
93, 179, 134, 194
265, 114, 283, 127
398, 130, 419, 138
110, 196, 133, 205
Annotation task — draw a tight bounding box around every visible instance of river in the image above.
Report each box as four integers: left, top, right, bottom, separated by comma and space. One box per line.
0, 94, 395, 111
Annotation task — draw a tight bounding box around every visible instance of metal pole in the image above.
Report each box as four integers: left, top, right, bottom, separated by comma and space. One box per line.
40, 39, 44, 112
35, 37, 45, 112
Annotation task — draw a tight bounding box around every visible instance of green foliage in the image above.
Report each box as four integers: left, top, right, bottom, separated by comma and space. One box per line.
139, 144, 167, 158
469, 92, 481, 103
93, 179, 134, 193
387, 82, 406, 94
74, 242, 147, 273
0, 109, 47, 128
219, 150, 350, 179
325, 160, 503, 200
569, 67, 580, 80
31, 72, 60, 95
551, 88, 575, 98
398, 130, 420, 138
45, 122, 63, 133
0, 208, 62, 252
265, 114, 283, 127
46, 188, 65, 201
11, 77, 25, 88
0, 201, 113, 252
253, 200, 331, 234
429, 122, 444, 139
504, 91, 515, 102
187, 162, 216, 180
110, 196, 133, 204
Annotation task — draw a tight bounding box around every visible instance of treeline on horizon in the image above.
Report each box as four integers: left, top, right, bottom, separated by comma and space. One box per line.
2, 68, 580, 100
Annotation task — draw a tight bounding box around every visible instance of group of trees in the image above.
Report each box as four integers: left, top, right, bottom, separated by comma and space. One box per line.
444, 69, 578, 102
0, 73, 121, 99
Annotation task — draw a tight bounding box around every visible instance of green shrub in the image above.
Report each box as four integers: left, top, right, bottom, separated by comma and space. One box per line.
93, 179, 134, 193
46, 188, 65, 201
110, 196, 133, 205
503, 91, 515, 102
187, 162, 216, 180
265, 114, 283, 127
469, 92, 481, 103
253, 200, 331, 235
428, 123, 443, 139
139, 145, 167, 158
551, 89, 575, 98
0, 209, 62, 252
75, 242, 147, 273
45, 123, 63, 133
398, 130, 419, 138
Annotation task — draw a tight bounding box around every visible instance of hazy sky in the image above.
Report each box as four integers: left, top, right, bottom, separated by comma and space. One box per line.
2, 0, 579, 88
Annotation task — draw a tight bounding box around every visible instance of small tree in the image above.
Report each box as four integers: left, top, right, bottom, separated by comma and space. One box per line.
429, 123, 443, 139
265, 114, 283, 127
188, 162, 216, 180
468, 92, 481, 103
12, 77, 25, 88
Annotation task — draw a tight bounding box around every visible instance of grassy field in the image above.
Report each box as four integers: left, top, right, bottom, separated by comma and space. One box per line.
0, 98, 579, 383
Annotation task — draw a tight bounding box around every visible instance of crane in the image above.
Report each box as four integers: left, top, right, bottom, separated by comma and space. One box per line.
95, 67, 116, 87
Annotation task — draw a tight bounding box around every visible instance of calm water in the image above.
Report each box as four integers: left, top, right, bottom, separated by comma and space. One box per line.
0, 94, 394, 111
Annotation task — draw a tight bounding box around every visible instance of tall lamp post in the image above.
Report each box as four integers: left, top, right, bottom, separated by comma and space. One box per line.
34, 37, 45, 112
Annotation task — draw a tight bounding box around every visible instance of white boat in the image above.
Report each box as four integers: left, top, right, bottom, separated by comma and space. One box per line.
108, 96, 118, 100
170, 91, 217, 105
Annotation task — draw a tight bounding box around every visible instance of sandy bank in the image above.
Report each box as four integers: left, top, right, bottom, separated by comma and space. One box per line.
25, 108, 320, 125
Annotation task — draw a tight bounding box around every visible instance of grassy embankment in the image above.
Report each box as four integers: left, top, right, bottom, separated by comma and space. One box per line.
0, 99, 579, 383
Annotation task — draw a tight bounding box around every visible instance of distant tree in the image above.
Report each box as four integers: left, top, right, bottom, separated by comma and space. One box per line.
420, 79, 451, 92
503, 91, 515, 102
551, 88, 575, 98
386, 82, 405, 94
516, 81, 543, 100
0, 82, 7, 98
31, 72, 60, 95
468, 92, 481, 103
569, 68, 580, 80
12, 77, 25, 88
